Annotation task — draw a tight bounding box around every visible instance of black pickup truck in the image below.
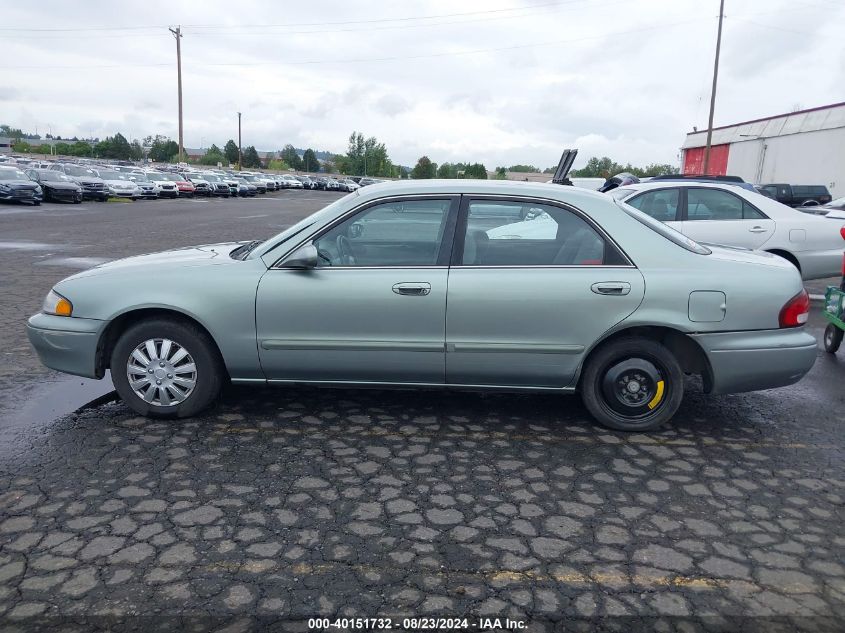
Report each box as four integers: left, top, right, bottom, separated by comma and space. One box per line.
759, 183, 832, 207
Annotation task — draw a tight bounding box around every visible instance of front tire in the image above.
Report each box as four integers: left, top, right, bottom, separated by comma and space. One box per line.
580, 337, 683, 432
110, 319, 224, 418
824, 323, 843, 353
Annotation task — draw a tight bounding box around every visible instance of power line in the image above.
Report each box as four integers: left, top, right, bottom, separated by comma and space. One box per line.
0, 1, 565, 32
0, 17, 710, 71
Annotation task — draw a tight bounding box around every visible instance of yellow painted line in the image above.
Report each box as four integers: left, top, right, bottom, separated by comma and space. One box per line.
201, 560, 819, 593
647, 380, 665, 410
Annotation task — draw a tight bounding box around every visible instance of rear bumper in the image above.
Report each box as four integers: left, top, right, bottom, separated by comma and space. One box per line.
26, 313, 105, 379
795, 247, 843, 281
692, 328, 817, 394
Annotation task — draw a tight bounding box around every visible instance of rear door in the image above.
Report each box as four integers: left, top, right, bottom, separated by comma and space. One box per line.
680, 187, 775, 249
445, 196, 645, 388
623, 187, 682, 228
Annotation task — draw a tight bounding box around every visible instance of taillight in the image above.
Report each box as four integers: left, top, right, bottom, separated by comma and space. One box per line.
779, 289, 810, 328
839, 226, 845, 241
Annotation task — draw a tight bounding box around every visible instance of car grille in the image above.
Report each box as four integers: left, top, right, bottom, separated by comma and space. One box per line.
161, 184, 175, 190
13, 189, 35, 198
83, 183, 104, 191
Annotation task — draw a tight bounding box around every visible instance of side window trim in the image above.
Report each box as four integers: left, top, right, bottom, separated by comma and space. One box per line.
450, 194, 633, 268
627, 187, 682, 222
270, 195, 460, 269
683, 186, 769, 221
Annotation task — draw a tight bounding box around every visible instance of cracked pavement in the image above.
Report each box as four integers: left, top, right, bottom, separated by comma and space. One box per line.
0, 194, 843, 631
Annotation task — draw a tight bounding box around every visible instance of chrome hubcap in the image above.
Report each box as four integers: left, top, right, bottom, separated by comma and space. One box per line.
126, 338, 196, 407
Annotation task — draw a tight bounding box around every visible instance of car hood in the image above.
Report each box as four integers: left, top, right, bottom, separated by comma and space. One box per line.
74, 177, 104, 185
0, 180, 39, 188
43, 181, 80, 189
103, 179, 137, 186
61, 242, 251, 281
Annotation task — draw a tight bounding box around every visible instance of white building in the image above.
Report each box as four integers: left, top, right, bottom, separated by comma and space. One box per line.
681, 102, 845, 197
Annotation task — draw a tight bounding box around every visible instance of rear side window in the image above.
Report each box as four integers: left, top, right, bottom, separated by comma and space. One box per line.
625, 189, 680, 221
460, 200, 625, 266
686, 188, 766, 220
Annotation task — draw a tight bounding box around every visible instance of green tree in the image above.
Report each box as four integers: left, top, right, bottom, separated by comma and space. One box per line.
200, 144, 225, 166
461, 163, 488, 179
94, 132, 133, 159
411, 156, 437, 179
12, 140, 31, 153
242, 145, 262, 168
146, 135, 179, 163
266, 159, 289, 171
437, 163, 457, 178
280, 144, 303, 170
507, 164, 540, 173
343, 131, 393, 177
70, 140, 93, 157
494, 166, 508, 179
302, 148, 320, 172
129, 140, 144, 161
223, 140, 239, 165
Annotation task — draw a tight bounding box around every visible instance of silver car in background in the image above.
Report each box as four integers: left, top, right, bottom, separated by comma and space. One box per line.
27, 180, 816, 431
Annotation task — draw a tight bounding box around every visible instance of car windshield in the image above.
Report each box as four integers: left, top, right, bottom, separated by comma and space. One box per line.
203, 174, 220, 182
250, 196, 351, 260
38, 171, 71, 182
128, 174, 149, 182
0, 169, 28, 181
615, 199, 711, 255
98, 171, 126, 180
824, 196, 845, 207
65, 166, 96, 177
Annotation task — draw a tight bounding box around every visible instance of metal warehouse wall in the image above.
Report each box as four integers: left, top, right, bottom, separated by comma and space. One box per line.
724, 127, 845, 197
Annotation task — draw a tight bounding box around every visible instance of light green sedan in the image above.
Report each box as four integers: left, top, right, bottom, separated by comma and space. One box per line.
27, 180, 817, 431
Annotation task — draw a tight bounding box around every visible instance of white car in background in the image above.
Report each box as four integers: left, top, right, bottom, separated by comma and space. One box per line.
609, 182, 845, 280
93, 169, 143, 200
144, 171, 179, 198
281, 174, 303, 189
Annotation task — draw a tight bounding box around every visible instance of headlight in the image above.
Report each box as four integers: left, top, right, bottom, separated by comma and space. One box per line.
34, 186, 43, 194
0, 184, 10, 192
43, 289, 73, 317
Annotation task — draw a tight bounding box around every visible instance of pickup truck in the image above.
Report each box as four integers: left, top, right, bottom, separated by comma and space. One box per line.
760, 183, 832, 207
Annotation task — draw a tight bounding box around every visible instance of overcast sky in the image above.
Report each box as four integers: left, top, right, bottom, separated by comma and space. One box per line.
2, 0, 843, 169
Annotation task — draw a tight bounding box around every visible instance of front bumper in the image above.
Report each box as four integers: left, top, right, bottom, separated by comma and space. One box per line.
693, 328, 817, 394
26, 313, 106, 379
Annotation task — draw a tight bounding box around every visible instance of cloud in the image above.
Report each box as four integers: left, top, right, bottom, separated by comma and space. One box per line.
1, 0, 843, 170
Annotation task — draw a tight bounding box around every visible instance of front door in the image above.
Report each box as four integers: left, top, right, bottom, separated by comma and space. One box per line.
445, 197, 645, 388
255, 197, 458, 384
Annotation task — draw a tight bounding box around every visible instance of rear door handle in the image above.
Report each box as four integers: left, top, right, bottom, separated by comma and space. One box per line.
591, 282, 631, 296
748, 226, 768, 233
392, 282, 431, 296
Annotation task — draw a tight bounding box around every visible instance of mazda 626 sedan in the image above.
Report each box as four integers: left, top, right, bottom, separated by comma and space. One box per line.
27, 180, 818, 431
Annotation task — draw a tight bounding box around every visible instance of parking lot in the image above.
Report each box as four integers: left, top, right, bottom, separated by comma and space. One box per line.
1, 193, 844, 630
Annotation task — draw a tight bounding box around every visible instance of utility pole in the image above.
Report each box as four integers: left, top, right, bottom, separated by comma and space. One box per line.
702, 0, 725, 175
237, 112, 242, 171
169, 25, 184, 163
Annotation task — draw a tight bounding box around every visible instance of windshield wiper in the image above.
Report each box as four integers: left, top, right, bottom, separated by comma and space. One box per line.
235, 240, 262, 260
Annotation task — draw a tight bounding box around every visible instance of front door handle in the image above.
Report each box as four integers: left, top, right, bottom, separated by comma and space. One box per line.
591, 281, 631, 296
392, 282, 431, 296
748, 226, 768, 233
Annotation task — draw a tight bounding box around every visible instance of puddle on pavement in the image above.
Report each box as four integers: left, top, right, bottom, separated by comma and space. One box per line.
1, 372, 118, 448
34, 256, 110, 268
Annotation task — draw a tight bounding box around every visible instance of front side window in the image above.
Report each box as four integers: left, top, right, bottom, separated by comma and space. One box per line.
314, 199, 451, 267
461, 200, 616, 266
625, 189, 680, 221
687, 188, 765, 220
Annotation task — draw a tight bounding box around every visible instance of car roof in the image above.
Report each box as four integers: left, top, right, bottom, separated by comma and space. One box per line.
620, 181, 755, 193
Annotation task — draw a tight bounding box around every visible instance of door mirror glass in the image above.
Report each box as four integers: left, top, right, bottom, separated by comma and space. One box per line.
281, 244, 318, 269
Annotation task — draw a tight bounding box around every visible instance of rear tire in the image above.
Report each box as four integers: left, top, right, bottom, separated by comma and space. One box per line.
824, 323, 843, 353
110, 319, 224, 418
580, 337, 683, 432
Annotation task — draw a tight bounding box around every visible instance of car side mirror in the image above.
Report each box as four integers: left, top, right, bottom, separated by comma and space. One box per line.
281, 244, 318, 269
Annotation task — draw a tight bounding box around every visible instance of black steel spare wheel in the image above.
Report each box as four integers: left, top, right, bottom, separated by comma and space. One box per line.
602, 358, 666, 417
581, 337, 683, 432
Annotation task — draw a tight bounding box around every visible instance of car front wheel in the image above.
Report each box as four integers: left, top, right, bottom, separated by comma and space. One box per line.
824, 323, 842, 353
580, 337, 683, 432
110, 319, 224, 418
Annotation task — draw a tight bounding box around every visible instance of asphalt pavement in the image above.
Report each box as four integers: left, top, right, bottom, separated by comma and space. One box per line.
0, 192, 843, 631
